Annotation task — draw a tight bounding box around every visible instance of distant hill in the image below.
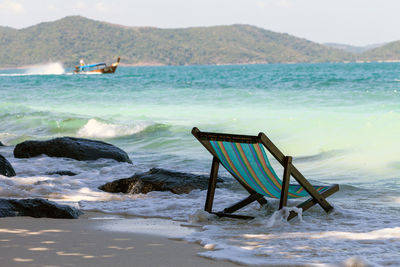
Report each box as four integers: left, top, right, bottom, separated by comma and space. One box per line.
359, 41, 400, 62
0, 26, 16, 33
324, 42, 386, 54
0, 16, 355, 68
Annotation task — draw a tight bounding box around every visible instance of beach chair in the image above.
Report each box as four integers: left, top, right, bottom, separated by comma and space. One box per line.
192, 127, 339, 221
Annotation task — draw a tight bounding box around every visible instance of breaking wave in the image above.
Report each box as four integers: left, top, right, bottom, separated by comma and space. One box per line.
77, 119, 151, 139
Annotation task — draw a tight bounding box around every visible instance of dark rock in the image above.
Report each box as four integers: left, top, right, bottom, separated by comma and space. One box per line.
0, 154, 16, 177
0, 141, 4, 146
46, 171, 77, 176
14, 137, 132, 164
99, 168, 223, 195
0, 198, 83, 219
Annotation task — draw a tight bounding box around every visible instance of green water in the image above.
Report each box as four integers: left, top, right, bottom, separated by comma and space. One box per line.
1, 63, 399, 180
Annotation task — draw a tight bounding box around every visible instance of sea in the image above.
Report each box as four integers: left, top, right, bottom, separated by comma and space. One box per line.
0, 62, 399, 266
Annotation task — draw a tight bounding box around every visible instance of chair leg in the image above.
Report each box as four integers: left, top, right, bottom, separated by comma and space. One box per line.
287, 184, 339, 221
204, 157, 266, 217
223, 193, 265, 214
255, 194, 268, 206
233, 178, 268, 207
205, 157, 219, 213
290, 166, 334, 212
279, 156, 292, 209
260, 132, 335, 213
212, 212, 254, 220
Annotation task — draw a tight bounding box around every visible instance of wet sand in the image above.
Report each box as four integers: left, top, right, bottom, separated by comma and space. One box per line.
0, 213, 240, 267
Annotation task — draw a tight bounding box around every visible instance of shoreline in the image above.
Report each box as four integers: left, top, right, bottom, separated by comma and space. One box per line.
0, 212, 242, 267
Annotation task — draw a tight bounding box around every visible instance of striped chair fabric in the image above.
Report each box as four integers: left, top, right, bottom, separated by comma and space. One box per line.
209, 140, 329, 199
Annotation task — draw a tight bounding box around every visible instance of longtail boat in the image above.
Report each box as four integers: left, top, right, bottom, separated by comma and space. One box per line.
74, 57, 120, 74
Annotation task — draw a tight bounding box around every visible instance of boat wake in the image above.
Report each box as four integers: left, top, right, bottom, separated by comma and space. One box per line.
0, 62, 66, 76
26, 62, 65, 75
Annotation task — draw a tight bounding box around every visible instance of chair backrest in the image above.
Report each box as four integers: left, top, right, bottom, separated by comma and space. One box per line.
209, 140, 283, 198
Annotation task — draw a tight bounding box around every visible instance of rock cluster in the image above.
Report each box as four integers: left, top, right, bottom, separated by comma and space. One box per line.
0, 136, 135, 218
0, 137, 217, 218
99, 167, 222, 195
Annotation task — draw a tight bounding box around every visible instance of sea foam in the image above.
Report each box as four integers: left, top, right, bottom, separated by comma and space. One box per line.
77, 119, 150, 138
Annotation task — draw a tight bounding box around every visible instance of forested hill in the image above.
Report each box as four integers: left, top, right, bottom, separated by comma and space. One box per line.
359, 41, 400, 62
0, 16, 377, 68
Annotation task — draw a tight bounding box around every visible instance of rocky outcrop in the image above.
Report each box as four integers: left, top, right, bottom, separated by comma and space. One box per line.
0, 141, 4, 146
14, 137, 132, 163
0, 198, 83, 218
99, 168, 223, 195
0, 154, 16, 177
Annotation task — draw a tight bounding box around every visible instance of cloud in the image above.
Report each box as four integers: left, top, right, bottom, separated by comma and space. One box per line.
257, 0, 293, 9
75, 1, 87, 10
95, 2, 107, 12
73, 1, 109, 13
0, 0, 24, 14
276, 0, 293, 8
47, 4, 57, 11
257, 1, 266, 9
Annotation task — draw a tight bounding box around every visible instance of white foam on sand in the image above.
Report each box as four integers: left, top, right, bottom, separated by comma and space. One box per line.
1, 153, 399, 266
79, 187, 400, 266
0, 154, 137, 201
182, 204, 400, 267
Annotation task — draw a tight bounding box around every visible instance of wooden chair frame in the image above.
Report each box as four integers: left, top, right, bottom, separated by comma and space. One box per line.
192, 127, 339, 221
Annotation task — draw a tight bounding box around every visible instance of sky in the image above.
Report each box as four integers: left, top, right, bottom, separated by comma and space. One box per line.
0, 0, 399, 46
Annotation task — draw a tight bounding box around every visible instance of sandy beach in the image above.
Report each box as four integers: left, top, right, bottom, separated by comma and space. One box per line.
0, 212, 240, 267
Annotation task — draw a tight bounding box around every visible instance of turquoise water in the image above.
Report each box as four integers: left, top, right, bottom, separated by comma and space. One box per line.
1, 62, 400, 266
1, 63, 399, 179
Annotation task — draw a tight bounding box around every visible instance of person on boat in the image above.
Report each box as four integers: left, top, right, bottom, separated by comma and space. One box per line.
80, 59, 85, 66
